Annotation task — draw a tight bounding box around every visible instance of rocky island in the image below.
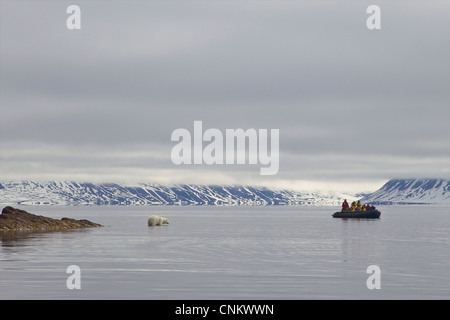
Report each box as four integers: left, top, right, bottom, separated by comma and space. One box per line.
0, 206, 102, 231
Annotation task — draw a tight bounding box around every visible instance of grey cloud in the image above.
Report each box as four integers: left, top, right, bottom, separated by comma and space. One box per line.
1, 1, 449, 190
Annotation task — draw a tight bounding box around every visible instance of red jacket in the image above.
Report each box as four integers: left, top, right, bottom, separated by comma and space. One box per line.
342, 200, 349, 210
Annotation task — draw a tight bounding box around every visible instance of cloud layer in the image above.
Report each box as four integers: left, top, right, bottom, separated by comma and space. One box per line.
1, 1, 449, 192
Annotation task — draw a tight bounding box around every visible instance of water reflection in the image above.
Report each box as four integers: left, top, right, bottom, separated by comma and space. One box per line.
0, 228, 92, 245
339, 217, 382, 266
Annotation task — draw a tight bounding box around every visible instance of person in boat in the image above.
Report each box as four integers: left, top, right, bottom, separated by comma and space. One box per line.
356, 200, 362, 211
351, 201, 356, 212
342, 199, 350, 212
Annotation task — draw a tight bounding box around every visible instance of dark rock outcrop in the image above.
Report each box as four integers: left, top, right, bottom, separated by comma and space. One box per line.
0, 206, 102, 231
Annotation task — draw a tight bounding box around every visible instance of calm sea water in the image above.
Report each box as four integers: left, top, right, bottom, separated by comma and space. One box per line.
0, 205, 449, 300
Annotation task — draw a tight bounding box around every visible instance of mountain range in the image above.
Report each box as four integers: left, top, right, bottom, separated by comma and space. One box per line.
0, 181, 358, 206
360, 178, 450, 205
0, 178, 448, 206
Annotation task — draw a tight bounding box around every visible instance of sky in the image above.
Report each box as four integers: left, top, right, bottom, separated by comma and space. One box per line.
0, 0, 449, 193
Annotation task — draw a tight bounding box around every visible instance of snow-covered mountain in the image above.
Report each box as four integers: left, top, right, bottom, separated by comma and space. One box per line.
2, 179, 447, 207
0, 181, 357, 206
360, 178, 450, 205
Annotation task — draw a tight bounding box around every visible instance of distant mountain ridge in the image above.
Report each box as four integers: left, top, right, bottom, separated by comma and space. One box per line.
0, 181, 358, 206
360, 178, 450, 205
1, 178, 448, 206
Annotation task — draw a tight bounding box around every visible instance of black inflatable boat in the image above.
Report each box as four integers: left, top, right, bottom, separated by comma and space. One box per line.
332, 209, 381, 219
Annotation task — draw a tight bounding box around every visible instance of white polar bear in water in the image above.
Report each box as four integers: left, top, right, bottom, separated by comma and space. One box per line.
148, 215, 169, 226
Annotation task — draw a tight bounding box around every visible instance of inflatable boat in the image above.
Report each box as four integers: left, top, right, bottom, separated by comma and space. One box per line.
332, 209, 381, 219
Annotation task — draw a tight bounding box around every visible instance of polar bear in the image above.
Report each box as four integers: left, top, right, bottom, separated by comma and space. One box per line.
148, 215, 169, 226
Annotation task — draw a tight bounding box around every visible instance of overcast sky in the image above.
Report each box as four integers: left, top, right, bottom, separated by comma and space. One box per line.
0, 1, 449, 193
